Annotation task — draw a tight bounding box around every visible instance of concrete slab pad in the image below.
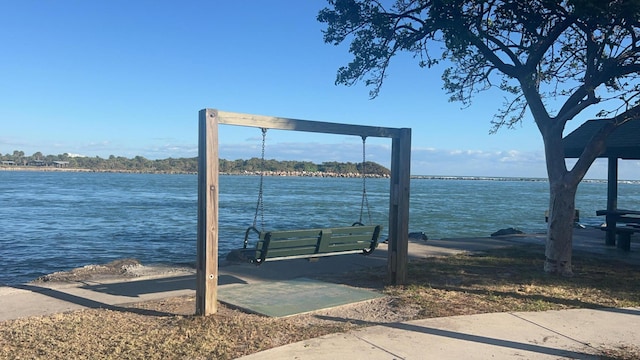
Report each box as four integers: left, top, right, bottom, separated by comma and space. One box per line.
218, 277, 384, 317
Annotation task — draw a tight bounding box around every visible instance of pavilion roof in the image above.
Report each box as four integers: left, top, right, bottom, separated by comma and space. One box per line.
563, 118, 640, 159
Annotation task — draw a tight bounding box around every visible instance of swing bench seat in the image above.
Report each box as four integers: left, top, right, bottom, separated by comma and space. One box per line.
230, 225, 382, 264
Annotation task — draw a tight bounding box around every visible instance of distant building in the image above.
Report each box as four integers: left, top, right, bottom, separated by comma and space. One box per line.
53, 161, 69, 168
28, 160, 45, 166
1, 160, 16, 166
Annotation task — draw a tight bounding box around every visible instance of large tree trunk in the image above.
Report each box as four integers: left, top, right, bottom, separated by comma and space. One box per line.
539, 116, 619, 275
544, 178, 577, 275
534, 108, 580, 276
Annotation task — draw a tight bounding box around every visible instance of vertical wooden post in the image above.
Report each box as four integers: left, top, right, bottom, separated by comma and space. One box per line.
605, 156, 618, 246
388, 128, 411, 285
196, 109, 219, 315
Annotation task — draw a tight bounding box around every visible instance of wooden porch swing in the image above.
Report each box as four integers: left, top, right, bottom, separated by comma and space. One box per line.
227, 128, 382, 264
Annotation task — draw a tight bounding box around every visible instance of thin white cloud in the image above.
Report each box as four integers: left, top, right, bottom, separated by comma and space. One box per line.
217, 141, 552, 177
411, 147, 548, 177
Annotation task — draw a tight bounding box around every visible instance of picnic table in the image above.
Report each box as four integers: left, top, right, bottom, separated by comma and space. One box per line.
596, 209, 640, 250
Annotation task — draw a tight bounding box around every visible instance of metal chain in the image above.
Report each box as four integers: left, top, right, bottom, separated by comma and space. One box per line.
359, 136, 372, 225
252, 128, 267, 230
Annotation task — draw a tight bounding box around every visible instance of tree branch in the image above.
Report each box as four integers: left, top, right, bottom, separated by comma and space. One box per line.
465, 30, 519, 77
526, 16, 574, 72
556, 85, 599, 124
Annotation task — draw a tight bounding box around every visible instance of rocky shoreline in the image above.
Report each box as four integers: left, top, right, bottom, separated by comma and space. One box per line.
29, 258, 196, 284
225, 170, 389, 178
0, 166, 389, 177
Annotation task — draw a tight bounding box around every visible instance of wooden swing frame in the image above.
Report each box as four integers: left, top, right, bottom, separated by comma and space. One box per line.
196, 109, 411, 315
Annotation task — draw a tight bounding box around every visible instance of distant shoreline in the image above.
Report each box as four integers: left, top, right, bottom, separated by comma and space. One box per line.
0, 166, 384, 178
0, 166, 192, 174
1, 166, 633, 183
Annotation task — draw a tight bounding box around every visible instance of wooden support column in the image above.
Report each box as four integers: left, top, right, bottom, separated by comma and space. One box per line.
196, 109, 219, 315
388, 128, 411, 285
605, 156, 619, 246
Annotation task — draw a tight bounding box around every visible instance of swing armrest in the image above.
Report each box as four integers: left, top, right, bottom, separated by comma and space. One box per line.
244, 226, 261, 248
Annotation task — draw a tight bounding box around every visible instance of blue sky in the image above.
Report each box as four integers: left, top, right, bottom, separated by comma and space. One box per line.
1, 1, 638, 179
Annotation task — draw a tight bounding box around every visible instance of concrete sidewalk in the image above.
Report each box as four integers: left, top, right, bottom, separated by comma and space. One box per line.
236, 307, 640, 359
0, 273, 197, 321
2, 228, 639, 359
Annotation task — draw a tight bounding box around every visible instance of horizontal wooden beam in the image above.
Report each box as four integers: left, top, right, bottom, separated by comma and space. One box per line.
212, 109, 405, 139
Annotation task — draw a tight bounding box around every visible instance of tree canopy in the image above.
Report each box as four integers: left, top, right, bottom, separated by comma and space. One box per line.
319, 0, 640, 275
319, 0, 640, 134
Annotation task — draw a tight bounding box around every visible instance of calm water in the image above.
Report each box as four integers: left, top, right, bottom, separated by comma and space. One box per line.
1, 171, 639, 285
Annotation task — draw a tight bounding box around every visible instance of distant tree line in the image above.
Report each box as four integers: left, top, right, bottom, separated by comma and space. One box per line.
0, 150, 390, 176
219, 158, 389, 176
